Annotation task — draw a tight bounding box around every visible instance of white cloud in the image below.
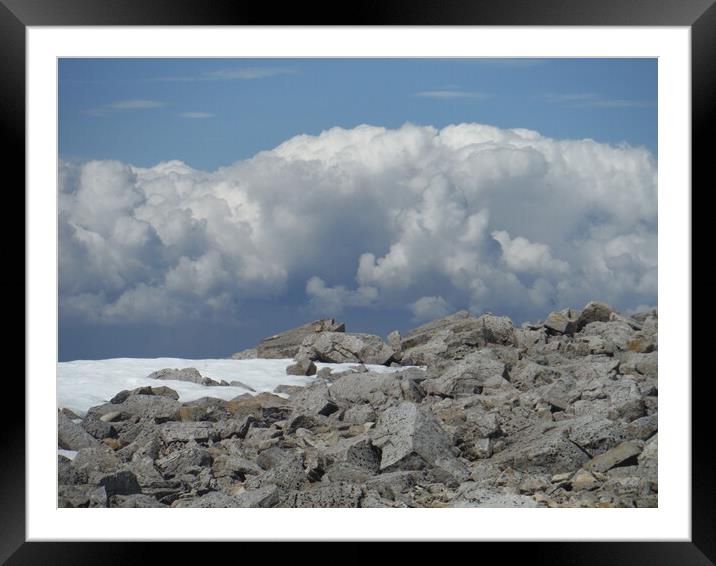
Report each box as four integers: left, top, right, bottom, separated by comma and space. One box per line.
545, 93, 655, 109
87, 99, 164, 116
410, 296, 452, 322
59, 122, 657, 325
306, 277, 378, 315
179, 112, 214, 119
415, 90, 491, 99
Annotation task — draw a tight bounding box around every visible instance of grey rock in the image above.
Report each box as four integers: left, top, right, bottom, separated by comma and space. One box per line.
254, 318, 345, 359
231, 347, 258, 360
82, 413, 117, 440
296, 332, 395, 365
99, 470, 142, 497
575, 301, 615, 331
110, 494, 167, 508
371, 401, 468, 481
234, 486, 280, 508
71, 446, 121, 475
88, 395, 181, 424
159, 422, 217, 444
286, 358, 317, 376
387, 330, 402, 352
422, 350, 508, 398
584, 441, 643, 473
341, 404, 377, 425
451, 486, 538, 508
58, 412, 99, 451
147, 368, 221, 386
279, 482, 363, 508
329, 371, 404, 407
544, 311, 577, 335
289, 379, 338, 416
157, 445, 212, 477
174, 491, 241, 508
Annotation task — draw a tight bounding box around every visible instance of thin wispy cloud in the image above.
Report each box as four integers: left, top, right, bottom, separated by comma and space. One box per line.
159, 67, 298, 82
470, 58, 550, 68
179, 112, 215, 119
86, 99, 164, 116
415, 90, 491, 100
545, 93, 655, 109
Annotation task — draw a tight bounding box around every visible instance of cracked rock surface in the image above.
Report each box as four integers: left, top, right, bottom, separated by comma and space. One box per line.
58, 301, 657, 508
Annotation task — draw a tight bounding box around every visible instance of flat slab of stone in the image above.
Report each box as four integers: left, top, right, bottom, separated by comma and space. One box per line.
584, 441, 643, 473
296, 332, 395, 365
253, 318, 345, 359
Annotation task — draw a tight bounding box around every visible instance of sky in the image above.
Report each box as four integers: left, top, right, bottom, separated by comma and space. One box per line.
58, 58, 658, 361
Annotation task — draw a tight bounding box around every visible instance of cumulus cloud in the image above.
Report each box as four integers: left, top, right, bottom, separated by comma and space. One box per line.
410, 296, 452, 322
59, 122, 657, 326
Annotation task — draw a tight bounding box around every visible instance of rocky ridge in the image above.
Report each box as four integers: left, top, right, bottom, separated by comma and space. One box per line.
58, 301, 658, 508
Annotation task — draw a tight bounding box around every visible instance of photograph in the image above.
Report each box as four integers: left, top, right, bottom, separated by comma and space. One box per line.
56, 57, 660, 510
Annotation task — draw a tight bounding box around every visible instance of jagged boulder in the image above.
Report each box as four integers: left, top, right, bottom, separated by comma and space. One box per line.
421, 350, 509, 398
248, 318, 345, 359
371, 402, 468, 481
296, 332, 395, 365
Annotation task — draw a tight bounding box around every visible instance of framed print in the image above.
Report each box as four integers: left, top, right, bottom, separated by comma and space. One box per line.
7, 0, 711, 563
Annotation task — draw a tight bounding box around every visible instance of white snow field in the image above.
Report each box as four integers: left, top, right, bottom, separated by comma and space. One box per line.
58, 357, 407, 416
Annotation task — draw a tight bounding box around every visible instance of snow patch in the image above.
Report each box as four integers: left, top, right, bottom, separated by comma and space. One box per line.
58, 357, 408, 416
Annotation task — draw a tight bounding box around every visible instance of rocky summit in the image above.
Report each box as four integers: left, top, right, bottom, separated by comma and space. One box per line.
58, 301, 658, 508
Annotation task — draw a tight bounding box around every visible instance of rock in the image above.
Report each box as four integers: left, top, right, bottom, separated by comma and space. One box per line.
575, 301, 614, 331
422, 350, 508, 398
71, 446, 121, 475
451, 486, 538, 508
173, 491, 242, 508
544, 311, 577, 335
570, 469, 600, 491
399, 311, 480, 365
100, 411, 122, 423
584, 441, 643, 473
59, 408, 80, 419
110, 494, 167, 508
58, 413, 99, 450
233, 486, 280, 508
477, 314, 517, 346
341, 404, 377, 425
253, 318, 346, 359
329, 371, 404, 407
279, 482, 363, 508
231, 348, 257, 360
286, 358, 317, 376
296, 332, 395, 365
82, 413, 117, 440
88, 395, 181, 424
99, 470, 142, 497
157, 445, 212, 477
158, 422, 218, 444
371, 402, 468, 481
473, 438, 493, 459
288, 380, 338, 416
226, 393, 291, 425
387, 330, 402, 352
147, 368, 222, 386
490, 423, 591, 475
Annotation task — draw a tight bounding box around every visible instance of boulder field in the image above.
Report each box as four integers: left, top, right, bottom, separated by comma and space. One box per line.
58, 301, 658, 508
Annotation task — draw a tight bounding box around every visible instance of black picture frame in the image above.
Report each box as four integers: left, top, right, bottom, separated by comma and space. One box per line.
7, 0, 709, 563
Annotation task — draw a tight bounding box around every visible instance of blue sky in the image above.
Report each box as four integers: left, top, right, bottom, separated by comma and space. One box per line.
59, 58, 657, 170
58, 59, 658, 361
